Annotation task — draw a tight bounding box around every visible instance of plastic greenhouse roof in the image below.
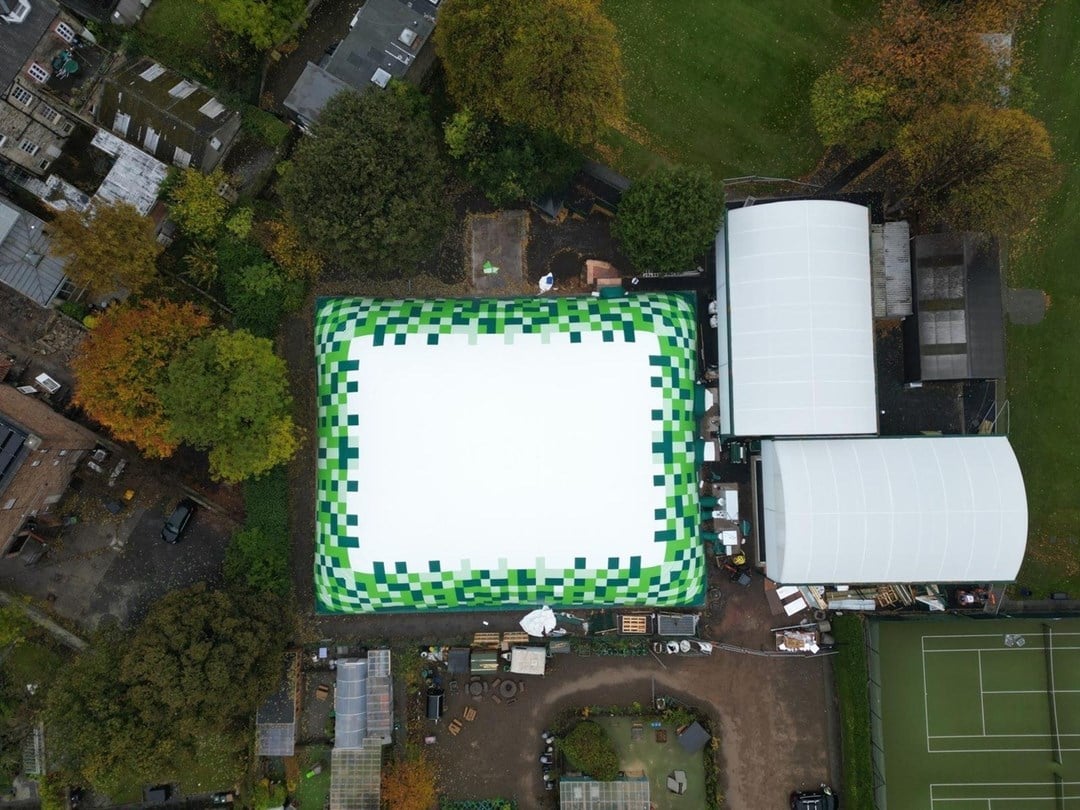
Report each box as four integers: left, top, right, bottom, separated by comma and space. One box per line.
718, 200, 877, 437
314, 295, 705, 613
760, 436, 1027, 584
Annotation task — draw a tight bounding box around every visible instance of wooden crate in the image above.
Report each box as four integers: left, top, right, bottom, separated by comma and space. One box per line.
502, 631, 530, 645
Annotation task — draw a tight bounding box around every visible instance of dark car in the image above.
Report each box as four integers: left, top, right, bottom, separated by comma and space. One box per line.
161, 499, 197, 543
791, 786, 838, 810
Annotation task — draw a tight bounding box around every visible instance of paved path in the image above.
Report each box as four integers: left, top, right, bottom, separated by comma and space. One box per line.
0, 589, 85, 650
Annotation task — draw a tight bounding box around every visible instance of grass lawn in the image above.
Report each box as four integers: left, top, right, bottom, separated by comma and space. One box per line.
831, 616, 871, 810
595, 716, 708, 809
294, 746, 331, 810
599, 0, 878, 179
3, 638, 63, 688
1006, 0, 1080, 596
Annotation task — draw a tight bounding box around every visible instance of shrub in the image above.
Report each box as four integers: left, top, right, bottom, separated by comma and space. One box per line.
225, 466, 291, 597
560, 721, 619, 781
242, 106, 291, 149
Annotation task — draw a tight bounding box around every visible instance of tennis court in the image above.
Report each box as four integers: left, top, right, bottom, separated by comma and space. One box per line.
870, 618, 1080, 810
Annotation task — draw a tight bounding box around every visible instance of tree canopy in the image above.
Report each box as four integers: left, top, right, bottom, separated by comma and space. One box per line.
811, 0, 1041, 152
169, 168, 230, 242
160, 329, 299, 482
436, 0, 625, 146
46, 587, 285, 795
560, 721, 619, 781
196, 0, 306, 50
72, 301, 210, 458
49, 201, 161, 297
613, 166, 724, 275
280, 87, 449, 277
444, 110, 580, 206
896, 103, 1058, 233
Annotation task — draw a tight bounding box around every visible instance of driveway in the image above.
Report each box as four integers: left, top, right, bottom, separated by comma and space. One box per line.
0, 460, 236, 631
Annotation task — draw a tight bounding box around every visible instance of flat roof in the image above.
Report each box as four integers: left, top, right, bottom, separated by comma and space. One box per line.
314, 294, 704, 613
717, 200, 878, 437
761, 436, 1027, 584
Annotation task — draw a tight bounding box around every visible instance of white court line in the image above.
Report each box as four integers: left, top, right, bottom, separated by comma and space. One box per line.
979, 650, 986, 734
924, 633, 1080, 639
983, 689, 1080, 694
930, 781, 1080, 808
923, 634, 931, 754
928, 745, 1080, 753
925, 646, 1080, 653
930, 733, 1080, 738
1050, 626, 1062, 759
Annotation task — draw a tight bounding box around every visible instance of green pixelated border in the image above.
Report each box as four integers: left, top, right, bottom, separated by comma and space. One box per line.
314, 294, 704, 613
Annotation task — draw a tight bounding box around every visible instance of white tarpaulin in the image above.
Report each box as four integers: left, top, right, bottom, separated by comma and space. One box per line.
761, 436, 1027, 583
520, 606, 557, 637
510, 646, 547, 676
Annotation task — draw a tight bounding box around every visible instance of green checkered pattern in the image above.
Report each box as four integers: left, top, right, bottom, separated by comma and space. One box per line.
314, 294, 703, 613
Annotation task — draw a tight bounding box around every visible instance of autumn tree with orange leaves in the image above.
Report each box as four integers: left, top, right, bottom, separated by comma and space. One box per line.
72, 300, 210, 458
811, 0, 1043, 153
380, 754, 438, 810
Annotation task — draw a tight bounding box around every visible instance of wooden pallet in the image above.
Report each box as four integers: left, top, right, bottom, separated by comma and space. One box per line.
502, 631, 530, 645
463, 707, 477, 722
619, 614, 649, 635
449, 719, 463, 736
472, 632, 501, 649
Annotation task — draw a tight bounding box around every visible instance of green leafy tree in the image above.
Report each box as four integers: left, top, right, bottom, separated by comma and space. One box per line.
614, 166, 724, 275
810, 70, 891, 152
169, 168, 230, 242
160, 329, 300, 482
46, 588, 285, 793
197, 0, 306, 50
280, 86, 450, 277
896, 103, 1058, 233
560, 721, 619, 781
49, 201, 161, 296
444, 109, 580, 206
436, 0, 625, 146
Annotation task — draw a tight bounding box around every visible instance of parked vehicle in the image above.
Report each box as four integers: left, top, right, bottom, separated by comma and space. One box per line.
790, 785, 838, 810
161, 498, 197, 543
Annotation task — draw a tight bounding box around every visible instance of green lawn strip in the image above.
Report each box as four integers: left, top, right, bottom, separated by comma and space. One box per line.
136, 0, 219, 79
599, 0, 877, 179
1007, 0, 1080, 595
832, 616, 871, 810
294, 745, 331, 810
595, 716, 707, 810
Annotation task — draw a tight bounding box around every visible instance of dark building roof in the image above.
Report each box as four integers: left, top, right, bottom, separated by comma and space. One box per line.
0, 0, 58, 88
0, 197, 68, 306
676, 721, 710, 754
904, 233, 1006, 382
57, 0, 117, 23
283, 0, 437, 125
97, 57, 240, 171
0, 412, 29, 498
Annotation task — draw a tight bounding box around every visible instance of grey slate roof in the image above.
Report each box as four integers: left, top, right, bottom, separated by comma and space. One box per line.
0, 412, 29, 499
283, 0, 436, 125
0, 197, 67, 306
677, 720, 710, 754
0, 0, 57, 88
282, 62, 353, 128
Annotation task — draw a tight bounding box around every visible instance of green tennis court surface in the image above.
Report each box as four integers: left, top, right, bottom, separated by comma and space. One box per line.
870, 618, 1080, 809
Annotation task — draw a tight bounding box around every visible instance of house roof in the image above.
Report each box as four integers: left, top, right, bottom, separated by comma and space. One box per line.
0, 0, 57, 88
0, 412, 29, 499
97, 57, 238, 153
760, 436, 1028, 584
0, 196, 68, 306
717, 200, 878, 437
284, 0, 436, 124
0, 383, 96, 449
282, 62, 353, 126
909, 233, 1005, 381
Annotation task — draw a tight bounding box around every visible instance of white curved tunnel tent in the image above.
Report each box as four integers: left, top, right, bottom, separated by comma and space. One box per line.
760, 436, 1028, 584
715, 199, 878, 437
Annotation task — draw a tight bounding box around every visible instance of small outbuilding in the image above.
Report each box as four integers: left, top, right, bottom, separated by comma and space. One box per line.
509, 646, 547, 676
677, 721, 710, 754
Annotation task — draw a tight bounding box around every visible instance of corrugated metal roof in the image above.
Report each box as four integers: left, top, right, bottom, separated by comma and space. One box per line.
91, 129, 168, 216
870, 222, 913, 318
0, 197, 67, 306
657, 613, 698, 637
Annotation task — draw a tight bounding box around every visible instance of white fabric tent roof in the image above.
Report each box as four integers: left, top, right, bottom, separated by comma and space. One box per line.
720, 200, 878, 436
761, 436, 1027, 584
509, 646, 547, 676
